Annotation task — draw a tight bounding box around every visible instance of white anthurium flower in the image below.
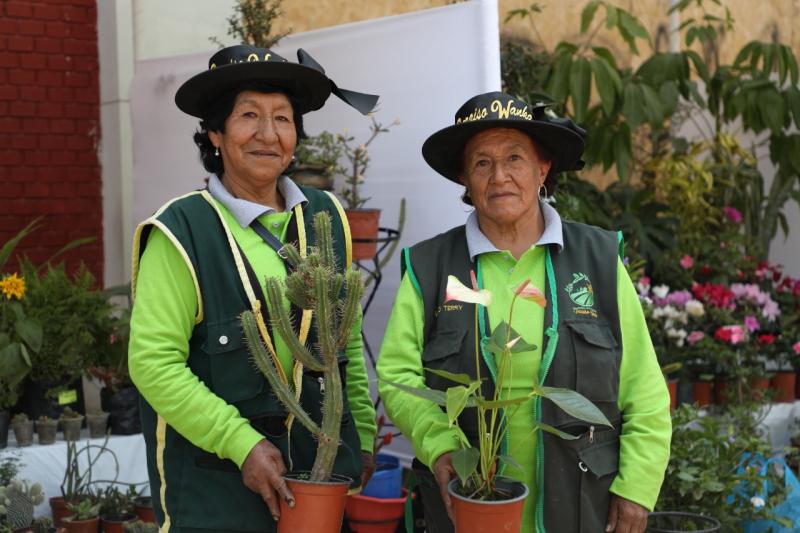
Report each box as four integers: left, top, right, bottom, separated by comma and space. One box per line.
445, 273, 492, 307
513, 279, 547, 308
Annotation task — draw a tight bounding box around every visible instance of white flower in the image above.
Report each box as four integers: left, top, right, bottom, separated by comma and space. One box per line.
653, 285, 670, 299
685, 300, 705, 317
750, 496, 765, 508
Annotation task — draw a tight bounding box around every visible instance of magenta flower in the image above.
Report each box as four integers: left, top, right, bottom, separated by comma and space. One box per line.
687, 331, 705, 346
794, 342, 800, 355
743, 315, 759, 333
723, 207, 742, 223
728, 325, 746, 344
679, 255, 694, 269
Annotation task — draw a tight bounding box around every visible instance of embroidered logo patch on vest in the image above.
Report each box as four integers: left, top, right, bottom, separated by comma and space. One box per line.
565, 272, 597, 317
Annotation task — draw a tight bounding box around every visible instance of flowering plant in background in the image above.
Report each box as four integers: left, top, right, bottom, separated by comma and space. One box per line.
385, 273, 611, 499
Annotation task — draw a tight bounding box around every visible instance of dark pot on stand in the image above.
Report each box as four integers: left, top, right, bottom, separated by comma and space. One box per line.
0, 410, 9, 448
100, 386, 141, 435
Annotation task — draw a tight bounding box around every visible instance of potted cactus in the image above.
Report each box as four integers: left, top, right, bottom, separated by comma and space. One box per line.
0, 479, 45, 531
63, 498, 101, 533
11, 414, 33, 447
123, 519, 158, 533
59, 407, 84, 442
35, 416, 57, 445
240, 211, 364, 533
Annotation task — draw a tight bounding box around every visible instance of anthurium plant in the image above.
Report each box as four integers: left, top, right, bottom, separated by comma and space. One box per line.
386, 273, 612, 500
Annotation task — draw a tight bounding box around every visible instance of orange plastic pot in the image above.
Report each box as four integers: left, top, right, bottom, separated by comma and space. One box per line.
134, 496, 155, 523
448, 477, 528, 533
693, 381, 713, 407
714, 379, 730, 405
101, 514, 136, 533
750, 377, 771, 401
278, 473, 351, 533
62, 516, 99, 533
667, 380, 678, 410
346, 489, 412, 533
346, 209, 380, 261
50, 497, 78, 527
770, 371, 796, 403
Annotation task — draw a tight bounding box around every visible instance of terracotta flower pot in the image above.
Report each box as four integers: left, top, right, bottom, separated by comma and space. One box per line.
346, 489, 412, 533
62, 516, 99, 533
667, 380, 678, 411
345, 209, 381, 261
133, 496, 155, 523
713, 379, 730, 405
770, 371, 796, 403
50, 497, 76, 527
100, 513, 136, 533
692, 381, 714, 407
749, 376, 771, 401
448, 476, 528, 533
278, 473, 351, 533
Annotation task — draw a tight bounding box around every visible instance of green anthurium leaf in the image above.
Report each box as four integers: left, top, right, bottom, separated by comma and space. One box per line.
499, 454, 523, 472
382, 380, 465, 407
15, 317, 43, 353
424, 367, 476, 386
476, 395, 532, 409
485, 323, 536, 355
533, 421, 580, 440
570, 57, 592, 123
539, 386, 613, 427
451, 447, 480, 485
446, 382, 481, 426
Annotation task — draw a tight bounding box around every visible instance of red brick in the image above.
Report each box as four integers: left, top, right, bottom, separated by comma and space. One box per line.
64, 71, 88, 87
51, 182, 77, 197
8, 36, 34, 52
2, 183, 24, 197
10, 166, 36, 181
76, 182, 98, 196
45, 21, 69, 38
5, 2, 33, 18
75, 151, 98, 165
35, 37, 60, 53
48, 87, 74, 102
66, 166, 91, 180
24, 150, 50, 166
64, 103, 89, 118
18, 20, 45, 36
21, 118, 48, 134
37, 70, 63, 86
38, 102, 64, 118
63, 39, 91, 56
77, 58, 98, 71
47, 54, 72, 70
74, 87, 98, 103
51, 119, 74, 133
63, 6, 88, 23
0, 52, 18, 68
0, 102, 7, 116
40, 135, 65, 150
33, 4, 62, 21
25, 183, 51, 197
9, 101, 36, 117
0, 70, 7, 84
9, 68, 35, 85
11, 135, 36, 150
51, 150, 76, 165
27, 54, 47, 69
0, 37, 5, 51
0, 20, 18, 34
0, 150, 23, 165
0, 117, 22, 131
20, 86, 46, 102
0, 85, 18, 100
66, 135, 91, 150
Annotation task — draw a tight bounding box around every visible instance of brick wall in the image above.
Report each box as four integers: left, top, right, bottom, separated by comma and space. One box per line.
0, 0, 102, 282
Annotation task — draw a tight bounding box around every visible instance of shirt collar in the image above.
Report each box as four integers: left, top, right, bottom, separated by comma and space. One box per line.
465, 200, 564, 261
207, 174, 308, 228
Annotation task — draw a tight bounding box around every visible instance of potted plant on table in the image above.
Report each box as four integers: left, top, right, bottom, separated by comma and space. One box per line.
35, 416, 57, 445
0, 478, 45, 532
289, 131, 344, 191
98, 485, 137, 533
11, 414, 33, 447
63, 497, 100, 533
384, 275, 612, 533
240, 212, 364, 533
59, 408, 84, 442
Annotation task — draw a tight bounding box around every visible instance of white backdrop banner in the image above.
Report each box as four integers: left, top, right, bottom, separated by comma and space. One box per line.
130, 0, 501, 412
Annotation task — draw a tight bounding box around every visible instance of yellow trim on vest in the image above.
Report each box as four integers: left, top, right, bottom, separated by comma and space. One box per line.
324, 191, 352, 268
156, 415, 172, 532
198, 191, 288, 384
131, 191, 206, 325
289, 204, 308, 434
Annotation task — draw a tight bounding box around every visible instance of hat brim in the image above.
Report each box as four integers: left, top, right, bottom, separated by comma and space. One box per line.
421, 119, 585, 182
175, 61, 331, 118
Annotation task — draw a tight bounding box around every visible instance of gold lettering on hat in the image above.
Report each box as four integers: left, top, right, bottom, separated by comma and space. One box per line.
491, 99, 533, 120
247, 53, 259, 62
264, 53, 271, 61
210, 63, 217, 70
455, 106, 488, 124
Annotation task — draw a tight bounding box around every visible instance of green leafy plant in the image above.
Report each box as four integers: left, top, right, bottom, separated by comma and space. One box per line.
123, 520, 159, 533
293, 131, 345, 178
98, 485, 137, 521
337, 116, 398, 210
65, 497, 101, 521
240, 212, 363, 482
61, 437, 119, 502
210, 0, 290, 49
385, 274, 611, 499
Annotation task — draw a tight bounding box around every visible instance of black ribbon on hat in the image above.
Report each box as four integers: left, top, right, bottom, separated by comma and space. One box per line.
297, 48, 379, 115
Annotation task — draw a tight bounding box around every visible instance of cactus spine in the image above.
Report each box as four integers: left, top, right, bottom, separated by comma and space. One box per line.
241, 211, 363, 482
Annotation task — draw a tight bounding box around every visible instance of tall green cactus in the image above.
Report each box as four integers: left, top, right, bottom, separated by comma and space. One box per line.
241, 211, 363, 482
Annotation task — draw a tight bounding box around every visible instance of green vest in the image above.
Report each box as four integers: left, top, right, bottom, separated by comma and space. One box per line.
403, 220, 623, 533
134, 187, 362, 533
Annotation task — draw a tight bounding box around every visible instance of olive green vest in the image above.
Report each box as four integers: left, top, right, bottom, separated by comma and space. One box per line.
403, 220, 623, 533
134, 187, 362, 533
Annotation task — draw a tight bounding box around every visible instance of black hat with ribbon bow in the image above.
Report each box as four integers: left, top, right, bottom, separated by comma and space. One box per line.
422, 91, 586, 182
175, 45, 378, 117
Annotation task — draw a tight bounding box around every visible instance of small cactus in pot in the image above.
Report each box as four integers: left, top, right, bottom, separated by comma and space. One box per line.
0, 478, 45, 530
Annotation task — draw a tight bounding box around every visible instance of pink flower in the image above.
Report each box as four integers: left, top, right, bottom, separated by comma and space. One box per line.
680, 255, 694, 269
723, 207, 742, 223
794, 342, 800, 355
514, 279, 547, 308
445, 273, 492, 306
744, 315, 759, 333
687, 331, 705, 346
728, 325, 746, 344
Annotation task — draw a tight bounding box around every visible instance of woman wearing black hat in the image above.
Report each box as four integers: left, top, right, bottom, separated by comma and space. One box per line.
128, 45, 378, 532
377, 92, 671, 533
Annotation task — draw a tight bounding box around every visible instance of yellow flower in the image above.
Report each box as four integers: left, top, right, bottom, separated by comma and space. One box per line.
0, 273, 26, 300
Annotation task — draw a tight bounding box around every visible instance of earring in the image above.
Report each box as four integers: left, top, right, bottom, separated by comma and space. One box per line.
214, 146, 220, 157
538, 184, 548, 201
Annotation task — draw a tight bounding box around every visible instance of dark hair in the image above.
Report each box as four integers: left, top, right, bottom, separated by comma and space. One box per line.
459, 129, 557, 206
192, 82, 308, 177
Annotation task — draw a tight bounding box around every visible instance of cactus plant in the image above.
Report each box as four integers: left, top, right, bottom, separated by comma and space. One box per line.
123, 519, 159, 533
241, 211, 363, 482
31, 516, 53, 533
0, 479, 44, 530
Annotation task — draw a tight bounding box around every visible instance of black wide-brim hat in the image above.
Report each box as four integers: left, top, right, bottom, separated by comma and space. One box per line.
175, 45, 378, 117
422, 91, 587, 182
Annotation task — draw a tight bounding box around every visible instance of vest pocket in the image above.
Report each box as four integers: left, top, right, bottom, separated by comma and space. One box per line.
421, 328, 468, 369
202, 318, 265, 405
565, 320, 620, 403
577, 429, 619, 532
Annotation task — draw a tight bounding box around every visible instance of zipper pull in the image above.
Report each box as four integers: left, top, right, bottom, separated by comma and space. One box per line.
318, 377, 325, 393
589, 425, 595, 444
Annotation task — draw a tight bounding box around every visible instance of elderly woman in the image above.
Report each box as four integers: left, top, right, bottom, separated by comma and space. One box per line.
128, 45, 377, 532
377, 91, 671, 533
